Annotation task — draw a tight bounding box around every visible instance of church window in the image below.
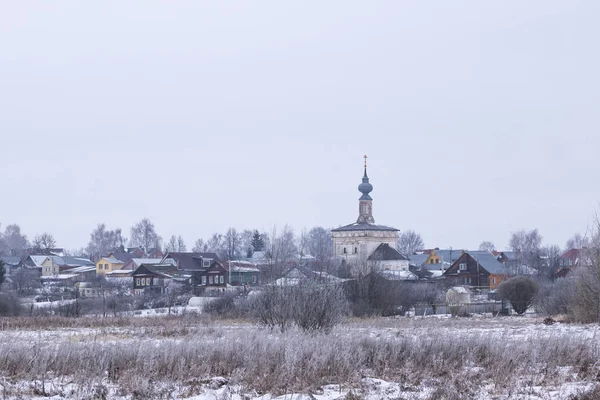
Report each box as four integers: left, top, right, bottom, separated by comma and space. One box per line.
354, 247, 358, 254
343, 248, 347, 254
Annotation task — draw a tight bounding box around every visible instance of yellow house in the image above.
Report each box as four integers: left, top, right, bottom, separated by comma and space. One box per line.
41, 257, 60, 276
95, 257, 125, 276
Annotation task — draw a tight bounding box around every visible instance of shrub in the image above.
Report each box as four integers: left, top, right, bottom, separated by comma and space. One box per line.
0, 292, 22, 316
203, 294, 236, 315
534, 278, 572, 316
251, 282, 348, 333
345, 276, 442, 317
496, 276, 539, 315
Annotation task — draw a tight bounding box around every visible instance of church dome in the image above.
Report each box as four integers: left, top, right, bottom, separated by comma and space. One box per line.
358, 170, 373, 200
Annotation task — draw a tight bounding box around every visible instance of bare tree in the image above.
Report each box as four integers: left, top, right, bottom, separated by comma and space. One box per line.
240, 229, 254, 258
32, 233, 56, 251
130, 218, 161, 252
266, 225, 297, 265
566, 233, 589, 250
541, 244, 562, 272
86, 223, 125, 261
478, 241, 496, 252
306, 226, 333, 264
398, 230, 424, 255
509, 229, 543, 271
3, 224, 29, 256
192, 238, 209, 253
165, 235, 187, 252
11, 268, 40, 295
207, 233, 226, 258
224, 228, 242, 260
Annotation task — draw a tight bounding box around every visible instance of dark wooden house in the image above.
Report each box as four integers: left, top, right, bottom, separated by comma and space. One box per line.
443, 251, 508, 289
132, 263, 178, 295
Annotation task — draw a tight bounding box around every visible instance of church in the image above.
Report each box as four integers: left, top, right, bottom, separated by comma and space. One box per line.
331, 157, 409, 273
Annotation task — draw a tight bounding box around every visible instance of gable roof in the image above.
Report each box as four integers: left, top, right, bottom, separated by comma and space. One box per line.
132, 263, 177, 278
431, 249, 464, 263
1, 256, 22, 267
376, 270, 418, 281
162, 252, 219, 271
368, 243, 409, 261
466, 251, 508, 275
108, 251, 136, 264
408, 253, 429, 267
99, 257, 124, 264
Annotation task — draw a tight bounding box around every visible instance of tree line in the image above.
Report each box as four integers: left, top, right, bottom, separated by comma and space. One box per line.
0, 219, 592, 273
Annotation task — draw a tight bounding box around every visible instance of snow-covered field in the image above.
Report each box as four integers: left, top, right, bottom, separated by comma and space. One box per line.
0, 314, 598, 399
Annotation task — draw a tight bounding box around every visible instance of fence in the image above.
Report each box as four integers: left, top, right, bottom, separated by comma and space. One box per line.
414, 301, 506, 316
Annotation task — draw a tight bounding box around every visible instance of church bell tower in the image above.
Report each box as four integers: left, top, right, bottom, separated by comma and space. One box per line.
357, 155, 375, 224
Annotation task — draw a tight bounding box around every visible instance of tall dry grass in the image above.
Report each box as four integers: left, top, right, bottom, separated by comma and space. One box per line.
0, 316, 598, 398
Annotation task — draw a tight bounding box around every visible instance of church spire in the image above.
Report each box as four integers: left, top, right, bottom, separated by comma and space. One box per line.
357, 155, 375, 224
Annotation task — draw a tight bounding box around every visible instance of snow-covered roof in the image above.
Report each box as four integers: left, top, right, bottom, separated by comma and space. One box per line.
377, 270, 418, 281
66, 266, 96, 274
99, 257, 124, 264
41, 274, 78, 280
131, 258, 163, 266
29, 255, 49, 267
106, 269, 133, 275
230, 266, 260, 273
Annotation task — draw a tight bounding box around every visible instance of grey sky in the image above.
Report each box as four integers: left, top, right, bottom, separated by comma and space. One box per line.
1, 1, 599, 252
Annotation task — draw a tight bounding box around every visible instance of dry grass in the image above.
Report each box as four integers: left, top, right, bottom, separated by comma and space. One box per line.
0, 315, 598, 399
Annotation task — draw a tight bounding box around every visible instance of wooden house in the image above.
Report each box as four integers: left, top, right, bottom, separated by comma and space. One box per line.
131, 263, 178, 295
443, 251, 508, 289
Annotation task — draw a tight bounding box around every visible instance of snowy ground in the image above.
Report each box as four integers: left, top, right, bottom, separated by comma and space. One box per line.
0, 314, 598, 399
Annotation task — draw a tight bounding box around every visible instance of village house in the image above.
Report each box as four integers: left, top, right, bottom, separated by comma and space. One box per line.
131, 263, 180, 295
367, 243, 410, 271
227, 261, 261, 286
95, 256, 125, 276
443, 251, 508, 289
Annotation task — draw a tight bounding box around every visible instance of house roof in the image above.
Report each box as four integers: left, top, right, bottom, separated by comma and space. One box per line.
331, 222, 399, 232
408, 253, 429, 267
432, 249, 464, 263
65, 265, 96, 274
0, 256, 21, 266
368, 243, 409, 261
61, 256, 93, 267
466, 251, 508, 275
561, 248, 583, 260
100, 257, 124, 264
376, 270, 418, 281
162, 252, 219, 271
130, 258, 163, 266
230, 266, 260, 273
132, 263, 177, 277
108, 252, 136, 263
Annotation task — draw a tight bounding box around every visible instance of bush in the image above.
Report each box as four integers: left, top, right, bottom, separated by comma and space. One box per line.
345, 276, 442, 317
496, 276, 539, 315
203, 294, 236, 315
534, 278, 572, 316
0, 292, 22, 316
251, 282, 348, 333
567, 266, 600, 323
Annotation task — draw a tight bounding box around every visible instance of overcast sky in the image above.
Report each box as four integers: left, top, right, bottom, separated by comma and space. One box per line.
1, 1, 599, 252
